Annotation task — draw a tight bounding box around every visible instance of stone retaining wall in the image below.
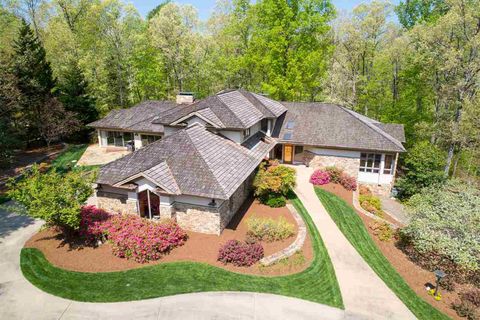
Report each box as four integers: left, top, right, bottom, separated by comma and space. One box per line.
259, 203, 307, 266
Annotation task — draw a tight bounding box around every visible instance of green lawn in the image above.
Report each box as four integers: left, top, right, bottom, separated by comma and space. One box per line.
21, 192, 344, 305
314, 187, 450, 320
50, 144, 89, 172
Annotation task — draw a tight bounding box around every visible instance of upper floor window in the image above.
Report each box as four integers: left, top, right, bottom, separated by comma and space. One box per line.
244, 128, 251, 138
360, 153, 381, 173
286, 120, 295, 129
261, 119, 268, 132
383, 154, 395, 175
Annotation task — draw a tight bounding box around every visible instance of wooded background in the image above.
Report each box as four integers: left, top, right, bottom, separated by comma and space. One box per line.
1, 0, 479, 187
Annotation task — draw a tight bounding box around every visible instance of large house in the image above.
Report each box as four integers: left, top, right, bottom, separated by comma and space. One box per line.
88, 89, 405, 234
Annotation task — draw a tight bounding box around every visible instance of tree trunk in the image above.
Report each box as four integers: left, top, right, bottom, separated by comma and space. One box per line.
444, 143, 455, 177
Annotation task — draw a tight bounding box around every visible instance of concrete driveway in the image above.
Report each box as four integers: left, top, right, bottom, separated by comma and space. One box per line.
0, 205, 347, 320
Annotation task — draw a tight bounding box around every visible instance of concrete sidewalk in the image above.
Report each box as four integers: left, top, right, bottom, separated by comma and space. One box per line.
0, 205, 346, 320
293, 166, 415, 320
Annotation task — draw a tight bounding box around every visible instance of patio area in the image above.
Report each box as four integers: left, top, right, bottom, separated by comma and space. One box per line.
77, 144, 130, 166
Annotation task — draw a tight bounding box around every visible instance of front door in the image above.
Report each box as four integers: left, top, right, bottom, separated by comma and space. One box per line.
284, 144, 293, 164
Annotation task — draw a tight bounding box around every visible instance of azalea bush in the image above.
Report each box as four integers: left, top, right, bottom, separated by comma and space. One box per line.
453, 289, 480, 320
399, 180, 480, 284
254, 162, 296, 207
246, 216, 295, 242
78, 206, 112, 244
217, 239, 264, 267
309, 169, 331, 185
104, 215, 188, 263
310, 167, 357, 191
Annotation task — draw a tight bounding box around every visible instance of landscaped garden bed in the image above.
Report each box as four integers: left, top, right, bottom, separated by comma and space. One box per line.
25, 199, 313, 275
314, 181, 477, 320
20, 192, 343, 306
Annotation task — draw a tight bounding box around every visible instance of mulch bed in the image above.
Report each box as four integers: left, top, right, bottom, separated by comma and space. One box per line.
319, 183, 468, 320
25, 199, 313, 276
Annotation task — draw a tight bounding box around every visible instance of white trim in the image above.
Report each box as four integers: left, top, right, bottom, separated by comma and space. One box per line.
170, 112, 220, 128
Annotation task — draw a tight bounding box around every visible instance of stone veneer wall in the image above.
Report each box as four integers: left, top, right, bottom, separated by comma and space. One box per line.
360, 183, 393, 197
304, 150, 360, 178
96, 190, 138, 214
96, 172, 255, 235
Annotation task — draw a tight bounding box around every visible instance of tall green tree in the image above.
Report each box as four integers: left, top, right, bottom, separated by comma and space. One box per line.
12, 19, 57, 142
395, 0, 449, 29
58, 62, 98, 141
249, 0, 335, 101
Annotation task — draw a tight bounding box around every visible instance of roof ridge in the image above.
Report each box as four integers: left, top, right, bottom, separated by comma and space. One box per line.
239, 89, 275, 118
212, 94, 245, 128
338, 106, 406, 151
184, 126, 228, 198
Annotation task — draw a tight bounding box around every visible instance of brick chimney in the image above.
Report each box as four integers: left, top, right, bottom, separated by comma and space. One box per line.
176, 92, 195, 104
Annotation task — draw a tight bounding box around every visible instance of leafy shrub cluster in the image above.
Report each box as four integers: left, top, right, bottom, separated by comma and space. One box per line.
359, 191, 384, 217
452, 289, 480, 320
246, 216, 295, 242
369, 221, 393, 242
254, 162, 296, 207
398, 180, 480, 285
309, 167, 357, 191
78, 205, 112, 244
103, 215, 188, 263
7, 165, 93, 233
309, 169, 330, 185
263, 194, 287, 207
78, 208, 188, 263
395, 141, 446, 199
217, 239, 264, 267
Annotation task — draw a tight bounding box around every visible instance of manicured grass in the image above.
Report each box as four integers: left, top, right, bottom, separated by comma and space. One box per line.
50, 144, 88, 172
21, 192, 344, 306
314, 187, 450, 320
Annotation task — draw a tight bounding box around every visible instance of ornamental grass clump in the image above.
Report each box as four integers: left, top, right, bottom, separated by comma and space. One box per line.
217, 239, 264, 267
102, 215, 187, 263
246, 216, 295, 242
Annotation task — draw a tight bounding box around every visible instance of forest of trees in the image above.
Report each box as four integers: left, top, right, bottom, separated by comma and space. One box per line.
0, 0, 479, 187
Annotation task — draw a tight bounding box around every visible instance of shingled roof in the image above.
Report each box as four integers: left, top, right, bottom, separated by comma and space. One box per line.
153, 89, 287, 129
88, 101, 176, 133
273, 102, 406, 153
97, 124, 275, 199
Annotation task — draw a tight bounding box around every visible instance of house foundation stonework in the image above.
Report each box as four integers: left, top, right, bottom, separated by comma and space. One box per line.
96, 191, 137, 215
304, 151, 360, 178
360, 183, 393, 197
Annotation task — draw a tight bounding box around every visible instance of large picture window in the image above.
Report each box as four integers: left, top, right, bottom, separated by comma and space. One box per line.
359, 153, 381, 173
383, 154, 395, 174
106, 131, 133, 147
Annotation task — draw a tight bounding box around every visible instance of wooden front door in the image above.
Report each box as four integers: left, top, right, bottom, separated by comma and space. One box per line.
284, 144, 293, 163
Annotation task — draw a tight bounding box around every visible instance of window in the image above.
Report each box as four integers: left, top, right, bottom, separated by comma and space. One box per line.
244, 128, 251, 138
106, 131, 131, 147
294, 145, 303, 155
383, 154, 395, 174
359, 153, 381, 173
141, 134, 161, 146
283, 132, 292, 140
286, 120, 295, 129
261, 119, 268, 132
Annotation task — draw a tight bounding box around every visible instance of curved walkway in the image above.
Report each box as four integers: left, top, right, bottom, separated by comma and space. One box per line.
0, 205, 345, 320
293, 166, 415, 320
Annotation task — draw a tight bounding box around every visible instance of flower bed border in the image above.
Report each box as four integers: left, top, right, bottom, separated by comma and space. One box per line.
259, 203, 307, 266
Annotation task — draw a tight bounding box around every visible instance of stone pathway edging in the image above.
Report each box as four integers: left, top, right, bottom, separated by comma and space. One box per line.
259, 203, 307, 266
352, 190, 399, 229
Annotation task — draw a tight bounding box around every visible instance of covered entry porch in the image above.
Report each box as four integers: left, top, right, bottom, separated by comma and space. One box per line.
271, 143, 305, 164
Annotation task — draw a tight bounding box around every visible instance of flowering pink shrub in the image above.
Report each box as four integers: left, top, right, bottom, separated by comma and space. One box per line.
309, 169, 331, 186
339, 173, 357, 191
217, 240, 264, 267
103, 215, 188, 263
79, 205, 112, 244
